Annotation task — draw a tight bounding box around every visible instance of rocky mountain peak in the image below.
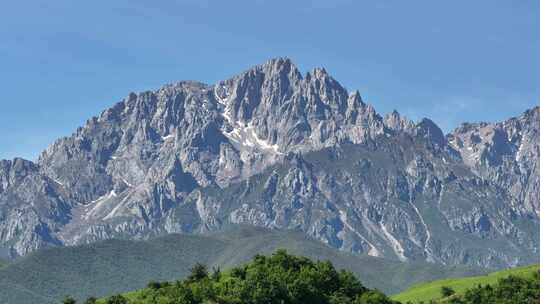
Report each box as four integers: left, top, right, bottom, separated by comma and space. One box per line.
384, 110, 415, 133
308, 66, 329, 79
3, 59, 540, 269
415, 118, 445, 147
262, 57, 300, 76
522, 105, 540, 120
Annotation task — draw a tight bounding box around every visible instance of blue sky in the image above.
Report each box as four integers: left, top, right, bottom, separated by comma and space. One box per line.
1, 1, 540, 160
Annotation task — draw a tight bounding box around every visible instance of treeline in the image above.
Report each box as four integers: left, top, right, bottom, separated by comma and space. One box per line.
431, 271, 540, 304
63, 250, 540, 304
63, 250, 397, 304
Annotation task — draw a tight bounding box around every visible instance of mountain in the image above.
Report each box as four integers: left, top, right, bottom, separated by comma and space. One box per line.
0, 226, 482, 304
448, 109, 540, 215
2, 57, 540, 268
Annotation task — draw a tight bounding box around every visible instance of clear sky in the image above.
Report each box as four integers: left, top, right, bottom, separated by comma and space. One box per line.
2, 1, 540, 160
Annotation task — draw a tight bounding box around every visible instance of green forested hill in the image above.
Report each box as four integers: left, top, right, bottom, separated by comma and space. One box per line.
0, 226, 483, 304
393, 263, 540, 303
92, 259, 540, 304
95, 250, 398, 304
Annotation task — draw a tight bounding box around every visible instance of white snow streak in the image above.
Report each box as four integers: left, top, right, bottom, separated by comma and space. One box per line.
222, 110, 233, 124
409, 200, 436, 262
104, 201, 123, 220
121, 177, 133, 187
214, 86, 229, 105
214, 85, 280, 154
223, 122, 282, 154
516, 139, 525, 161
162, 134, 175, 141
410, 202, 430, 245
338, 210, 380, 257
380, 222, 407, 261
83, 193, 110, 220
83, 190, 118, 220
103, 192, 133, 220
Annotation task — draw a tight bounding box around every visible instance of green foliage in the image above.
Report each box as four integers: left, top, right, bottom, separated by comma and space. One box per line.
450, 273, 540, 303
63, 296, 77, 304
105, 294, 127, 304
356, 291, 395, 304
187, 263, 208, 283
84, 297, 97, 304
121, 250, 397, 304
440, 286, 455, 297
393, 263, 540, 303
210, 266, 221, 281
0, 226, 483, 304
398, 270, 540, 304
146, 281, 171, 290
146, 281, 161, 290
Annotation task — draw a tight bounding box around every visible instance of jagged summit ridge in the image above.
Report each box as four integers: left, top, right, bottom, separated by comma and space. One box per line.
2, 58, 540, 269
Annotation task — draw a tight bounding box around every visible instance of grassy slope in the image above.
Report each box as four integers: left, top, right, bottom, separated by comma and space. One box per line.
393, 263, 540, 303
0, 226, 483, 304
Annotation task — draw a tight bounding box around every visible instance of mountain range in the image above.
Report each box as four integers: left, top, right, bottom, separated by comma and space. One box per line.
2, 57, 540, 269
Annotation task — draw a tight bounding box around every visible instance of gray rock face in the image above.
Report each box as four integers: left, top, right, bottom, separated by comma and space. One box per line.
2, 58, 540, 268
448, 108, 540, 215
0, 159, 69, 256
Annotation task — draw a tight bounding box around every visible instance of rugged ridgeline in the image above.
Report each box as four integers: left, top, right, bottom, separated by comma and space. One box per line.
2, 58, 540, 268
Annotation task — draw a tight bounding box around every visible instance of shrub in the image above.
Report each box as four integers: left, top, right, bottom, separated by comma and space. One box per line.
106, 294, 127, 304
187, 263, 209, 282
84, 297, 97, 304
147, 281, 162, 290
62, 296, 76, 304
441, 286, 455, 297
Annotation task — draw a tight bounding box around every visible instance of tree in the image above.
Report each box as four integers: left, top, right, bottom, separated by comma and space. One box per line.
169, 284, 197, 304
230, 266, 246, 279
447, 297, 465, 304
147, 281, 162, 290
62, 296, 76, 304
106, 294, 128, 304
441, 286, 456, 297
211, 266, 222, 281
338, 270, 367, 298
105, 251, 396, 304
355, 290, 394, 304
84, 297, 97, 304
329, 292, 353, 304
187, 263, 209, 282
